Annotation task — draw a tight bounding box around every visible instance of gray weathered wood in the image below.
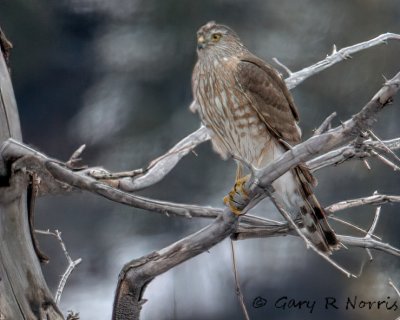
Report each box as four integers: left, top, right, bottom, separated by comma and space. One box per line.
0, 31, 63, 320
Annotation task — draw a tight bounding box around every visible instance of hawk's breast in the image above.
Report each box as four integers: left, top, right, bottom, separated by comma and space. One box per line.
193, 57, 273, 167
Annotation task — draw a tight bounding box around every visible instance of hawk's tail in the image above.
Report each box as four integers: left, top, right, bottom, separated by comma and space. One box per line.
293, 165, 339, 253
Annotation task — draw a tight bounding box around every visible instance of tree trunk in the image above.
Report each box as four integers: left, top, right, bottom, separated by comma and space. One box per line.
0, 30, 63, 320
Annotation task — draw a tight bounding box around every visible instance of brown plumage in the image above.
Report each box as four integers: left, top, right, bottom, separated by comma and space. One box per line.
191, 21, 338, 253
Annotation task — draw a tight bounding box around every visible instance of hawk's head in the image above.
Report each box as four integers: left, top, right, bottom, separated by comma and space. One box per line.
196, 21, 244, 56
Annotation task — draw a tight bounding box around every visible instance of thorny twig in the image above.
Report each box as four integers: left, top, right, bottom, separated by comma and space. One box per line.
35, 229, 82, 304
285, 32, 400, 89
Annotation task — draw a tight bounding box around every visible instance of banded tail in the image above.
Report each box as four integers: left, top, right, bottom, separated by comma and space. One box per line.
293, 165, 339, 253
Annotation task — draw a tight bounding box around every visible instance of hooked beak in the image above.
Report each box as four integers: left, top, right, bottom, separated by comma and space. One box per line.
197, 35, 206, 50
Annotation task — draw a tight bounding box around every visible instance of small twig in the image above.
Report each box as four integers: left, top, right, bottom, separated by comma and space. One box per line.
328, 215, 381, 240
35, 229, 82, 304
55, 257, 82, 305
313, 112, 337, 136
326, 193, 400, 213
272, 57, 293, 76
307, 137, 400, 172
371, 150, 400, 171
355, 258, 372, 277
230, 240, 250, 320
366, 205, 381, 238
66, 144, 88, 170
389, 279, 400, 298
366, 248, 373, 261
368, 129, 400, 165
66, 311, 80, 320
362, 203, 382, 262
338, 235, 400, 256
362, 159, 372, 170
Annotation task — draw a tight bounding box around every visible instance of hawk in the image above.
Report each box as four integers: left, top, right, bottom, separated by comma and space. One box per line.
191, 21, 338, 253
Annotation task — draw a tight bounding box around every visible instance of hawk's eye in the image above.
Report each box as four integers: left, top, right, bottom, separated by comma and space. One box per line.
211, 33, 222, 42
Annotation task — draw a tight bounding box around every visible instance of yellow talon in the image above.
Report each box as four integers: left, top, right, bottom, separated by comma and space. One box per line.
223, 175, 250, 216
234, 176, 250, 199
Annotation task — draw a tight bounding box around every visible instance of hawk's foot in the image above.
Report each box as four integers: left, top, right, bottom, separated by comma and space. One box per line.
223, 175, 250, 216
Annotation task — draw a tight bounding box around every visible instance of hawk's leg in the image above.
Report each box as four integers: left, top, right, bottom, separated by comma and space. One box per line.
223, 164, 250, 215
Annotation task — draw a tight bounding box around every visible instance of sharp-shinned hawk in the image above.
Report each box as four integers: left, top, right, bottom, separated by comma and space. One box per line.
191, 21, 338, 253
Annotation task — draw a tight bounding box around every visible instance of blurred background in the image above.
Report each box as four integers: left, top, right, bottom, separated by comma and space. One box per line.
1, 0, 400, 319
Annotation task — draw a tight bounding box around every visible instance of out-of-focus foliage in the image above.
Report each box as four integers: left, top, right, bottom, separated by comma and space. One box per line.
1, 0, 400, 319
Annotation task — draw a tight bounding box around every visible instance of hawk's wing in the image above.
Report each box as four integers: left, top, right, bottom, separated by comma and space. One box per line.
237, 55, 316, 186
236, 55, 301, 144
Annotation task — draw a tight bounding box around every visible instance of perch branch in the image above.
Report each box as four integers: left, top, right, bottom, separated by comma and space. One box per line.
89, 33, 400, 191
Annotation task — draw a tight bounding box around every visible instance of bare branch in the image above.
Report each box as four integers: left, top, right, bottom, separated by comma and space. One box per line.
368, 130, 400, 164
371, 150, 400, 171
89, 125, 210, 192
329, 215, 381, 240
338, 235, 400, 256
112, 209, 238, 319
36, 229, 82, 305
389, 279, 400, 298
307, 137, 400, 172
367, 206, 381, 238
326, 193, 400, 213
272, 57, 293, 76
285, 33, 400, 89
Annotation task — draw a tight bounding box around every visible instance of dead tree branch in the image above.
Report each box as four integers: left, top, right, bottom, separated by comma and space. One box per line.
326, 193, 400, 213
285, 33, 400, 89
0, 28, 64, 319
35, 229, 82, 305
112, 210, 238, 319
